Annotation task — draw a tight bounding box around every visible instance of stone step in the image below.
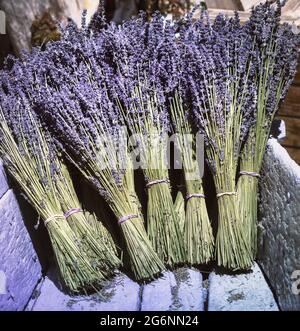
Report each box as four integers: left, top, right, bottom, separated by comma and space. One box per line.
0, 190, 42, 311
26, 268, 204, 311
140, 268, 204, 311
208, 262, 279, 311
27, 270, 140, 311
25, 264, 278, 311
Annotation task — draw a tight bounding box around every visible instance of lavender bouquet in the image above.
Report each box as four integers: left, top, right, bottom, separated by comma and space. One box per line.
0, 82, 117, 292
141, 9, 214, 265
25, 23, 165, 280
55, 161, 121, 272
170, 92, 214, 265
99, 14, 186, 266
182, 12, 256, 269
116, 77, 186, 267
237, 1, 300, 259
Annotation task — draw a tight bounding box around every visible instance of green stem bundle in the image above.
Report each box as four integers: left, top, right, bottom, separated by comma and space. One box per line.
170, 93, 214, 265
84, 210, 119, 258
0, 112, 106, 292
70, 124, 165, 281
237, 41, 285, 259
119, 83, 186, 267
195, 72, 253, 270
174, 191, 185, 233
144, 131, 185, 266
55, 162, 121, 274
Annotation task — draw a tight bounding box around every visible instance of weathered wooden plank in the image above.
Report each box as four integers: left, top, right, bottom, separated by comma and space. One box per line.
0, 159, 9, 199
284, 146, 300, 165
279, 86, 300, 118
259, 139, 300, 310
205, 8, 300, 26
279, 116, 300, 148
293, 61, 300, 86
0, 190, 42, 311
205, 0, 243, 11
240, 0, 262, 11
282, 0, 300, 19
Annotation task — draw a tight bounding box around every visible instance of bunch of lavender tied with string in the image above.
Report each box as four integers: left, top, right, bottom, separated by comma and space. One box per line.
115, 75, 186, 267
170, 92, 214, 265
160, 9, 215, 264
237, 1, 300, 259
0, 68, 120, 293
23, 19, 165, 281
103, 13, 186, 266
180, 11, 257, 270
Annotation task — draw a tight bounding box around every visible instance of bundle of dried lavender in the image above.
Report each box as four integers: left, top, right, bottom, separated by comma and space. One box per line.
0, 82, 117, 292
237, 1, 300, 259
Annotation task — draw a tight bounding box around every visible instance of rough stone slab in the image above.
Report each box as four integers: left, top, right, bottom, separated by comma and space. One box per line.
258, 139, 300, 311
171, 268, 204, 311
141, 269, 204, 311
0, 160, 9, 199
27, 271, 140, 311
0, 190, 42, 311
140, 271, 176, 311
208, 263, 279, 311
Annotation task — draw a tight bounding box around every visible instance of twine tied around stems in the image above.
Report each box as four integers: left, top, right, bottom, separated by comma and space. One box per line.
44, 214, 66, 227
186, 193, 206, 201
64, 208, 83, 219
239, 171, 260, 178
216, 192, 236, 199
146, 179, 170, 188
118, 214, 139, 225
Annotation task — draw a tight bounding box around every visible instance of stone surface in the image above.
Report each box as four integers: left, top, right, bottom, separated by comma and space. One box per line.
208, 263, 279, 311
27, 271, 140, 311
0, 190, 42, 311
171, 268, 204, 311
141, 271, 176, 311
258, 139, 300, 311
0, 160, 9, 199
141, 269, 204, 311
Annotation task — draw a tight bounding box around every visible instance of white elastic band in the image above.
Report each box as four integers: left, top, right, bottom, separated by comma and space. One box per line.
146, 179, 170, 188
64, 208, 83, 219
186, 193, 206, 201
239, 171, 260, 178
216, 192, 236, 198
44, 214, 65, 227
